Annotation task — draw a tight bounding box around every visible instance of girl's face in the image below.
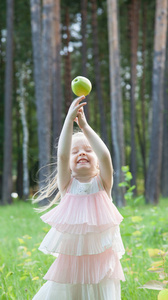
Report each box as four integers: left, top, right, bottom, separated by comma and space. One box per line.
70, 135, 99, 177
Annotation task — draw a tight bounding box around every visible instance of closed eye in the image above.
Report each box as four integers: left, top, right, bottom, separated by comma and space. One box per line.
72, 151, 78, 154
86, 149, 92, 152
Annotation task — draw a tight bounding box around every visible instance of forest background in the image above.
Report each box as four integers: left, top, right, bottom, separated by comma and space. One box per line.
0, 0, 168, 207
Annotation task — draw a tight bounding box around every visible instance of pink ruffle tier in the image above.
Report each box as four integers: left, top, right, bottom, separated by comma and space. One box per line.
41, 191, 124, 234
33, 189, 125, 299
44, 248, 125, 284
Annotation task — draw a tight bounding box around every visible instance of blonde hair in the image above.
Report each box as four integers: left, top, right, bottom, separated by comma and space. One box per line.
32, 163, 61, 212
32, 130, 86, 213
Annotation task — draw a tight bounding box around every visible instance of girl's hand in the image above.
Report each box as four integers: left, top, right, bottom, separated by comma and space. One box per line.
75, 106, 88, 129
67, 95, 87, 122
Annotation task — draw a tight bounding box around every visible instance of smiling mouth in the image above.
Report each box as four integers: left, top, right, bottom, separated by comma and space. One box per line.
77, 159, 89, 163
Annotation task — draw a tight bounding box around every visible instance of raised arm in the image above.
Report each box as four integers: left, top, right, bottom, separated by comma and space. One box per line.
76, 107, 113, 195
57, 96, 86, 193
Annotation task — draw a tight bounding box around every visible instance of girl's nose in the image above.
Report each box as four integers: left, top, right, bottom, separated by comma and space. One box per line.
79, 151, 86, 156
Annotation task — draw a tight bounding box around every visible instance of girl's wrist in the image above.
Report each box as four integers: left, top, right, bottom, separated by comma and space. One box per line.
81, 123, 89, 131
66, 113, 74, 123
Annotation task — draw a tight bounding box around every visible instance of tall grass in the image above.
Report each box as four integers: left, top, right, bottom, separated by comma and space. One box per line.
0, 199, 168, 299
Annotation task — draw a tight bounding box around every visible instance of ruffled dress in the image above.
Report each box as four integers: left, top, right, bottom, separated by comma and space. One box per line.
32, 176, 125, 300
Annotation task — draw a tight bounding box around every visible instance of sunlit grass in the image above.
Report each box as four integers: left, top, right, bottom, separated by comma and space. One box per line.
0, 199, 168, 299
0, 201, 53, 299
120, 198, 168, 299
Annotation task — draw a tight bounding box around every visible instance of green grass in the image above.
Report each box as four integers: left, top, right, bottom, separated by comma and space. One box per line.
0, 199, 168, 299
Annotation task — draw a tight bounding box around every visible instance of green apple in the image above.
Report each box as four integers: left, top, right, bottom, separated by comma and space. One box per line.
158, 289, 168, 300
71, 76, 92, 96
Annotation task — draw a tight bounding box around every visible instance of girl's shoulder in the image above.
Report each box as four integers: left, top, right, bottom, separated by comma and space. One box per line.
60, 177, 73, 197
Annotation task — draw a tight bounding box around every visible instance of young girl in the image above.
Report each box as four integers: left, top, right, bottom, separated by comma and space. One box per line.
32, 96, 125, 300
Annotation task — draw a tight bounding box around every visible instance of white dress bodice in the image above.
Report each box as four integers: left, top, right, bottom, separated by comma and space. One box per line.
69, 176, 103, 195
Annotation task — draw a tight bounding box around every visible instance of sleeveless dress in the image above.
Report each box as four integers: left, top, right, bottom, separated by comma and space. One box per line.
32, 176, 125, 300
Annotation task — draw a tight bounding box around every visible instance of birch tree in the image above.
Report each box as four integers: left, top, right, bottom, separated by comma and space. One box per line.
19, 66, 29, 199
146, 0, 168, 204
107, 0, 125, 206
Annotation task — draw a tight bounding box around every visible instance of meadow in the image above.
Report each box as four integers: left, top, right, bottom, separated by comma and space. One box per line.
0, 199, 168, 300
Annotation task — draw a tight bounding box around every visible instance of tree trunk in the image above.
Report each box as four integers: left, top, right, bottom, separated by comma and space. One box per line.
107, 0, 125, 206
52, 0, 63, 154
42, 0, 52, 151
128, 0, 140, 192
161, 27, 168, 197
136, 0, 147, 192
30, 0, 51, 205
145, 0, 167, 204
63, 7, 72, 114
91, 0, 109, 147
0, 30, 3, 201
81, 0, 89, 120
19, 67, 29, 199
2, 0, 14, 204
16, 114, 23, 199
140, 0, 147, 190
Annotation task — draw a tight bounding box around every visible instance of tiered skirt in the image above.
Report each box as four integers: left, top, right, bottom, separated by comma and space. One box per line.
33, 191, 125, 300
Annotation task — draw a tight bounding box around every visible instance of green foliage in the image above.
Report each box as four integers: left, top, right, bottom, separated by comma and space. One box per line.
119, 166, 144, 207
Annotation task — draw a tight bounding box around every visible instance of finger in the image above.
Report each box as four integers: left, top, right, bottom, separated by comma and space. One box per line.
74, 95, 86, 106
74, 117, 81, 127
76, 102, 87, 110
78, 106, 84, 113
78, 107, 83, 113
77, 111, 82, 118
